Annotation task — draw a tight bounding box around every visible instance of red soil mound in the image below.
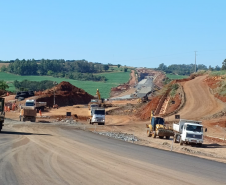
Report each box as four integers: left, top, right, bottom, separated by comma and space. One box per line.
165, 94, 181, 115
136, 96, 162, 120
36, 81, 94, 107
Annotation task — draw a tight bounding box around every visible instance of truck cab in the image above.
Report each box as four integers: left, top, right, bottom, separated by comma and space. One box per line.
173, 119, 205, 146
90, 108, 105, 125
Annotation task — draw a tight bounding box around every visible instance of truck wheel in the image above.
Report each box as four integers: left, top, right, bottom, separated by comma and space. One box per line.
22, 117, 26, 122
180, 138, 183, 145
165, 136, 170, 139
197, 143, 202, 147
152, 131, 156, 138
159, 136, 164, 139
147, 130, 151, 137
173, 136, 178, 143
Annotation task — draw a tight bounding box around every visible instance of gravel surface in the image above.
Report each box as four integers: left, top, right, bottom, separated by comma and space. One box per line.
94, 131, 139, 142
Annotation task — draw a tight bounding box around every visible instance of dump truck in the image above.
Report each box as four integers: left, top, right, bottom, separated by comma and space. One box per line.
20, 106, 36, 122
173, 119, 207, 146
89, 107, 105, 125
146, 116, 174, 139
25, 99, 47, 112
0, 98, 5, 132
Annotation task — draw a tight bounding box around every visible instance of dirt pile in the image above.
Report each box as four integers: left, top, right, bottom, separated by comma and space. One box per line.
135, 96, 162, 120
36, 81, 94, 107
0, 90, 13, 96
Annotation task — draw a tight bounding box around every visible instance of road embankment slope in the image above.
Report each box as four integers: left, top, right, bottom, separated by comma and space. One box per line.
167, 76, 226, 121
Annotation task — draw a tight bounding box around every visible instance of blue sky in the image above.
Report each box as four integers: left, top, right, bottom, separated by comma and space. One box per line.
0, 0, 225, 68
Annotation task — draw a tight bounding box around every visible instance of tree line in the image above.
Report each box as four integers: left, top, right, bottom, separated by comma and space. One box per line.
156, 63, 221, 75
13, 80, 55, 91
0, 59, 110, 81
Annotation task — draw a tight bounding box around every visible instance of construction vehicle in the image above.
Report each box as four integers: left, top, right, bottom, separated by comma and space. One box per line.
0, 98, 5, 132
173, 119, 207, 146
88, 89, 105, 109
25, 99, 47, 112
146, 112, 174, 139
20, 106, 36, 122
89, 107, 105, 125
137, 95, 149, 103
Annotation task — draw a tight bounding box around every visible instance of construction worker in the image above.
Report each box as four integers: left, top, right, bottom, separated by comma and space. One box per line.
20, 109, 24, 121
39, 109, 42, 117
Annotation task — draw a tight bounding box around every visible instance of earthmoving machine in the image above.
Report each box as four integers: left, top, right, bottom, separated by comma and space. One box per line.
146, 112, 174, 139
0, 98, 5, 132
88, 89, 105, 109
20, 100, 37, 122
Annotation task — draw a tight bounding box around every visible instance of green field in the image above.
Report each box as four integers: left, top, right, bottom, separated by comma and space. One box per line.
0, 71, 130, 98
166, 74, 189, 80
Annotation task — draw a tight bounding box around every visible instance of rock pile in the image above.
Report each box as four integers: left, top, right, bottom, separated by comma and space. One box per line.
95, 131, 139, 142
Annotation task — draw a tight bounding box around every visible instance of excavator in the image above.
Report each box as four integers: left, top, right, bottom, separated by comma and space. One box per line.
0, 98, 5, 132
146, 111, 174, 139
88, 89, 105, 109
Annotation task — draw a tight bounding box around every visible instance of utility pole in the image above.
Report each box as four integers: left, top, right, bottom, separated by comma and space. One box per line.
53, 81, 58, 105
194, 51, 197, 73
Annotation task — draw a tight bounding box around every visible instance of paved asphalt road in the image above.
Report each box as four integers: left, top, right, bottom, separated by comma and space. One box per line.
0, 120, 226, 184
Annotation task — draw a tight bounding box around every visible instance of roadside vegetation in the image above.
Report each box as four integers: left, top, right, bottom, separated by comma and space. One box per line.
0, 70, 130, 98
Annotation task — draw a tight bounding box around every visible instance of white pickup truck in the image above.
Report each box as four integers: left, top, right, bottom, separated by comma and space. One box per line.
173, 119, 207, 146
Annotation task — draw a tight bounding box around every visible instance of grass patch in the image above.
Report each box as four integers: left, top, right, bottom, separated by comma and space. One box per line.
209, 70, 226, 76
0, 72, 130, 98
166, 74, 189, 80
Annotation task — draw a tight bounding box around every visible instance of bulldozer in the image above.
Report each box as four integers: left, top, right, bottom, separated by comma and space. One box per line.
146, 112, 174, 139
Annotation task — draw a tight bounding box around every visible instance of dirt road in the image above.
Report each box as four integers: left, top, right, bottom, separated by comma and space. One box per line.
167, 76, 226, 121
0, 119, 226, 185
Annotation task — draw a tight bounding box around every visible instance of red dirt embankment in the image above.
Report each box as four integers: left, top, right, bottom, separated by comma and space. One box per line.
204, 76, 226, 103
135, 96, 161, 120
36, 81, 94, 107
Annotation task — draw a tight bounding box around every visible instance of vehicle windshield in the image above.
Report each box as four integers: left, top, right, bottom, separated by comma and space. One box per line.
186, 125, 203, 132
26, 102, 35, 106
94, 110, 105, 115
91, 104, 98, 107
91, 100, 98, 102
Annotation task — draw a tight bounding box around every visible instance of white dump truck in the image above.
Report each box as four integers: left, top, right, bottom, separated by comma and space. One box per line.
90, 107, 105, 125
25, 99, 47, 112
173, 119, 207, 146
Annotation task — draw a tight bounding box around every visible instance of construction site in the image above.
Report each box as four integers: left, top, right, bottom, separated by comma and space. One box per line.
1, 68, 226, 184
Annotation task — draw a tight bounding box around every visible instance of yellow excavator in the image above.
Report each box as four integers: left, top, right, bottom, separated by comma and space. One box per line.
146, 111, 174, 139
88, 89, 105, 109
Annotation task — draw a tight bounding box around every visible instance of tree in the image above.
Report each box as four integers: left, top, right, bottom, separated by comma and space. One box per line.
103, 65, 109, 71
117, 64, 121, 68
0, 80, 9, 90
222, 59, 226, 70
47, 70, 54, 76
0, 65, 7, 72
124, 68, 128, 72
